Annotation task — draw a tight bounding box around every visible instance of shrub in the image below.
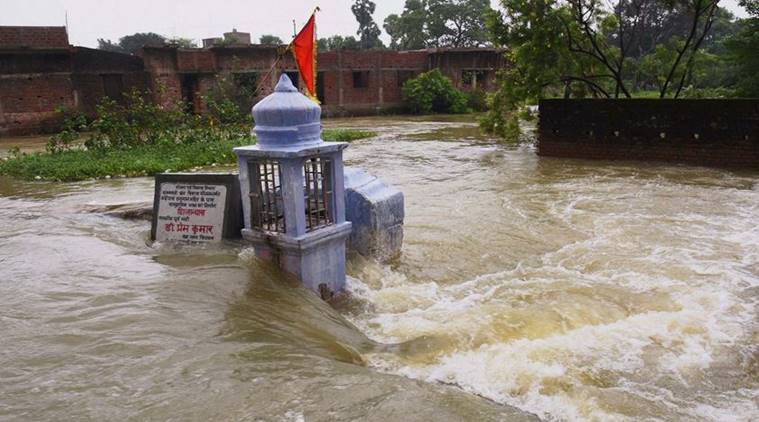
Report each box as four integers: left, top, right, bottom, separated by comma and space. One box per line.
3, 128, 373, 182
202, 72, 256, 125
479, 88, 521, 142
466, 89, 488, 112
47, 107, 88, 153
679, 86, 738, 98
401, 69, 471, 114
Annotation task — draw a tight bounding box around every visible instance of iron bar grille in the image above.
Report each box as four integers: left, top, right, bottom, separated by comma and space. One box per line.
249, 159, 285, 233
303, 157, 334, 232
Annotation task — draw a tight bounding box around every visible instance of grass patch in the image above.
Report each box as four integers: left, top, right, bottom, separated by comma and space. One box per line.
0, 128, 375, 182
322, 128, 376, 142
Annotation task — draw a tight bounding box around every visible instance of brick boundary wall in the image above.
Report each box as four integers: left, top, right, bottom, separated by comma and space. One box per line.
0, 26, 69, 49
537, 99, 759, 168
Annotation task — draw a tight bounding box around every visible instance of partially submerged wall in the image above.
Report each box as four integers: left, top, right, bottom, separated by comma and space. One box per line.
538, 99, 759, 168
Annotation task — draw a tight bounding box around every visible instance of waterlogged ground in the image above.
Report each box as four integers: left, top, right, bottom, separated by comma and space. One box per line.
1, 115, 757, 421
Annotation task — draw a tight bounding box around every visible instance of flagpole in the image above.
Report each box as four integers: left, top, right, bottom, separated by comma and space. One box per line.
252, 7, 320, 101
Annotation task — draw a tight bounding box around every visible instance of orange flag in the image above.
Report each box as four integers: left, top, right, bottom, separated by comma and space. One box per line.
291, 11, 318, 102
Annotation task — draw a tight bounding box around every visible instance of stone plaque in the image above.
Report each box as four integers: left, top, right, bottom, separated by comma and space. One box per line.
155, 183, 227, 243
151, 173, 242, 242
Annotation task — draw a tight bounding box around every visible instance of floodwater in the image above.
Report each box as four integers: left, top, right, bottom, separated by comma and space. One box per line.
1, 116, 757, 421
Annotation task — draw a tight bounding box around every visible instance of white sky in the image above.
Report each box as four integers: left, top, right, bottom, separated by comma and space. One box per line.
0, 0, 750, 48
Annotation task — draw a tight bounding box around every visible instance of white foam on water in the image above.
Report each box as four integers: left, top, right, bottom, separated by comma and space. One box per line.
355, 276, 755, 420
345, 222, 758, 421
343, 165, 759, 421
283, 410, 305, 422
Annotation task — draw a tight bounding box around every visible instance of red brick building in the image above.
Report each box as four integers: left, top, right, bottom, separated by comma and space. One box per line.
0, 26, 149, 136
1, 26, 505, 136
139, 45, 504, 117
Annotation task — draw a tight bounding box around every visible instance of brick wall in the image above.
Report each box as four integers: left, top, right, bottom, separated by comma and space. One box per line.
429, 49, 504, 92
538, 99, 759, 168
70, 47, 149, 114
176, 50, 216, 73
0, 26, 69, 49
136, 47, 501, 117
0, 44, 149, 136
0, 74, 74, 134
318, 50, 428, 115
1, 40, 509, 135
0, 51, 71, 74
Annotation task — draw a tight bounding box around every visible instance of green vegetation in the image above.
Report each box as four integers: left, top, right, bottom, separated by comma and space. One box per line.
384, 0, 493, 49
0, 92, 375, 182
0, 139, 246, 182
352, 0, 385, 49
401, 69, 470, 114
0, 129, 374, 182
258, 34, 284, 45
322, 129, 376, 142
481, 0, 759, 141
726, 1, 759, 96
317, 35, 361, 51
97, 32, 170, 54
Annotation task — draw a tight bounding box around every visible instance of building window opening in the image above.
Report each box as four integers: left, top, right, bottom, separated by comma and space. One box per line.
303, 156, 333, 232
180, 73, 199, 113
233, 72, 258, 112
462, 70, 486, 89
249, 159, 285, 233
101, 74, 125, 104
352, 71, 369, 88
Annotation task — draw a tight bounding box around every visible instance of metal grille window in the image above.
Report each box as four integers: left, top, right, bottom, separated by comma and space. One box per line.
249, 159, 285, 233
303, 157, 333, 232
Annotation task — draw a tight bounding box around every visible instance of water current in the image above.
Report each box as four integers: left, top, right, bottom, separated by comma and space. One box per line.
1, 116, 757, 421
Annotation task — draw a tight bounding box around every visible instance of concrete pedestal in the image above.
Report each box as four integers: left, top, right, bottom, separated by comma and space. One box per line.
344, 168, 404, 262
242, 222, 352, 298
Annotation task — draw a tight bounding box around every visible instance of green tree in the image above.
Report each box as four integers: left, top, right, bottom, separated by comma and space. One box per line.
98, 32, 167, 54
481, 0, 727, 141
384, 0, 429, 49
384, 0, 493, 49
426, 0, 493, 47
739, 0, 758, 15
167, 37, 198, 48
725, 0, 759, 95
259, 35, 284, 45
401, 69, 470, 113
479, 0, 581, 140
97, 38, 125, 53
351, 0, 384, 49
317, 35, 361, 50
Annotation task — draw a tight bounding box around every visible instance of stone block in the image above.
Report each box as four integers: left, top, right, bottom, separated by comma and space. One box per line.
344, 168, 404, 262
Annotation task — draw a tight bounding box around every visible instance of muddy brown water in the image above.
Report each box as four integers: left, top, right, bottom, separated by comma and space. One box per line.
1, 116, 757, 421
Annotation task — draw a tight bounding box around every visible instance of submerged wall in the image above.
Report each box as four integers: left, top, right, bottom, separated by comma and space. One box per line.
537, 99, 759, 168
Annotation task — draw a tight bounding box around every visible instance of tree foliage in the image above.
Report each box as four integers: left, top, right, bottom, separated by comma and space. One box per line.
317, 35, 361, 51
351, 0, 384, 49
384, 0, 429, 49
167, 37, 198, 48
481, 0, 734, 141
401, 69, 470, 114
426, 0, 493, 47
259, 35, 284, 45
739, 0, 758, 15
97, 32, 167, 54
725, 0, 759, 96
384, 0, 493, 49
